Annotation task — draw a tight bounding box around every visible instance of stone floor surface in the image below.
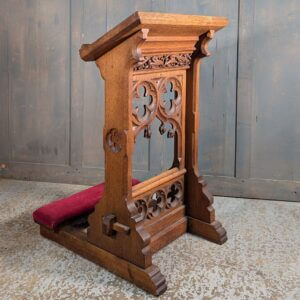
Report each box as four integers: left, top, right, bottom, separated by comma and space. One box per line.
0, 179, 299, 300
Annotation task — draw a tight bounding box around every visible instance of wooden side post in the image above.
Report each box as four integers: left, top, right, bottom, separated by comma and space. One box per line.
87, 30, 153, 267
185, 31, 227, 245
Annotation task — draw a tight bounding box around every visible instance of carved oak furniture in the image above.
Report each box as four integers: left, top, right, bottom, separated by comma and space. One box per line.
40, 12, 228, 296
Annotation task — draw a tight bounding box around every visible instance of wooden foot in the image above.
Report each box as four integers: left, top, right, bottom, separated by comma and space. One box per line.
187, 217, 227, 245
40, 225, 167, 296
185, 174, 227, 245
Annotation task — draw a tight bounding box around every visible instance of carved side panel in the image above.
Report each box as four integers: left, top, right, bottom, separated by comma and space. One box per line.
134, 177, 184, 222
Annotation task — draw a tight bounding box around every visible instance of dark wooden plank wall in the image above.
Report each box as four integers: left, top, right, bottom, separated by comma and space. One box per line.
209, 0, 300, 201
0, 0, 299, 202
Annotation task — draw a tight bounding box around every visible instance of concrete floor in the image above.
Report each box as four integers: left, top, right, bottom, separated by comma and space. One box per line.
0, 179, 299, 300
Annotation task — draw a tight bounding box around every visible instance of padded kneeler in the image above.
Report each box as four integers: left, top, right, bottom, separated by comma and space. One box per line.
33, 179, 140, 229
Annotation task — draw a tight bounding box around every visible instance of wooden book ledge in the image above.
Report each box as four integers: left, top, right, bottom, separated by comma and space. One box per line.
36, 11, 228, 296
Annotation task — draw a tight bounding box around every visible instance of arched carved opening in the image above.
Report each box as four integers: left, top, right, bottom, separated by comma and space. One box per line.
132, 76, 183, 181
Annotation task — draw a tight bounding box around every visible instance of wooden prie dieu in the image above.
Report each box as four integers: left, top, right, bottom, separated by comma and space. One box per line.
40, 12, 228, 296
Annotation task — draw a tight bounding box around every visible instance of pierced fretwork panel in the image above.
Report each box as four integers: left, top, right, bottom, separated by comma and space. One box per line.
134, 178, 184, 222
132, 85, 154, 121
132, 77, 183, 160
160, 79, 181, 120
132, 75, 184, 172
132, 76, 182, 140
132, 81, 157, 139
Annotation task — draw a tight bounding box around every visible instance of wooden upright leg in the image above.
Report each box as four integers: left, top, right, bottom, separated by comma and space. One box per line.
84, 31, 167, 295
86, 32, 153, 268
185, 31, 227, 245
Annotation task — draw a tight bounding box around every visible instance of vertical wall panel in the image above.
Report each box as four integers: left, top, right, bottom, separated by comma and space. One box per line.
76, 0, 107, 169
70, 0, 85, 168
205, 0, 300, 201
250, 0, 300, 181
199, 1, 238, 177
235, 0, 255, 179
4, 0, 70, 165
237, 0, 300, 181
0, 2, 9, 162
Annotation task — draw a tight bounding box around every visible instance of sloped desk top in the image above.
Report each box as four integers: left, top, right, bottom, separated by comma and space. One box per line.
80, 11, 228, 61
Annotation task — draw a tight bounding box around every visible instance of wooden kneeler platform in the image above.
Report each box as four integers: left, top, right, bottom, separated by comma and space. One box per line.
38, 12, 228, 296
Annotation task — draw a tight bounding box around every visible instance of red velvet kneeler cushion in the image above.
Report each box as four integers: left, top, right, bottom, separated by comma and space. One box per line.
33, 179, 140, 229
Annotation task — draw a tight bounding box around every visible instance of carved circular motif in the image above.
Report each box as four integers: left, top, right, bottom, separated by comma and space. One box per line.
105, 128, 122, 153
166, 181, 183, 208
135, 199, 147, 220
133, 179, 184, 222
148, 190, 166, 219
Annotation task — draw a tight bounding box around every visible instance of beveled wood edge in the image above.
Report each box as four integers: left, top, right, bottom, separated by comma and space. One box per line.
132, 167, 186, 198
79, 11, 229, 61
79, 14, 141, 61
132, 66, 189, 78
137, 12, 228, 29
40, 225, 167, 296
132, 168, 177, 191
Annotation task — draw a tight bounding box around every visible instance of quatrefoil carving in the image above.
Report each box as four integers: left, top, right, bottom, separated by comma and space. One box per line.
166, 181, 183, 208
134, 180, 184, 221
148, 190, 166, 218
132, 77, 182, 141
132, 81, 157, 129
159, 79, 182, 118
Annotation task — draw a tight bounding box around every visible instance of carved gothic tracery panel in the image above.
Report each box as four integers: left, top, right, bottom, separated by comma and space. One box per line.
160, 80, 181, 117
134, 179, 184, 221
132, 76, 183, 141
132, 81, 157, 139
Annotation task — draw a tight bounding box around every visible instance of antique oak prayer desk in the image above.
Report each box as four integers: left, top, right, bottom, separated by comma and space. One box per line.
40, 12, 228, 296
